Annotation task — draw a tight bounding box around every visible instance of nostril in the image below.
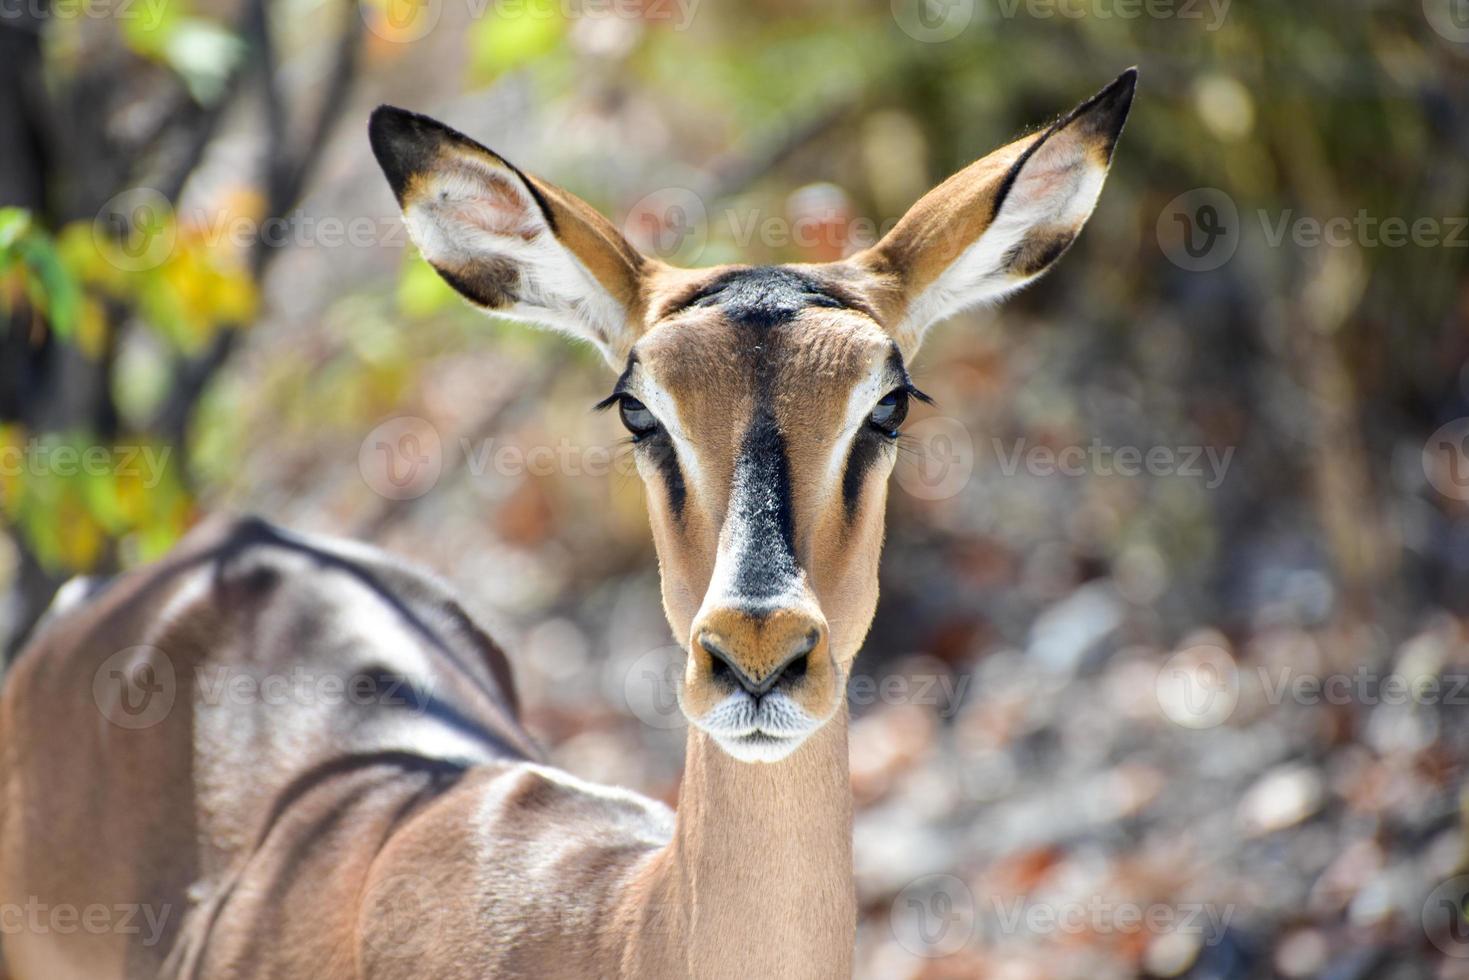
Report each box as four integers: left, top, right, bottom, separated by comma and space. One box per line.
709, 651, 733, 686
774, 630, 818, 688
700, 632, 753, 694
698, 626, 822, 696
782, 651, 808, 685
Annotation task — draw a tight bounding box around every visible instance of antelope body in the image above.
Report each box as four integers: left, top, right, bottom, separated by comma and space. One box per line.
0, 70, 1134, 979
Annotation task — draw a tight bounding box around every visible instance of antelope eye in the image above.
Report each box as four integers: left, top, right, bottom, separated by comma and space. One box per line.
618, 397, 659, 439
869, 389, 909, 436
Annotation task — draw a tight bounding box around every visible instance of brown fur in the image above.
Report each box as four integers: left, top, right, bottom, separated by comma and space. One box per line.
0, 71, 1135, 979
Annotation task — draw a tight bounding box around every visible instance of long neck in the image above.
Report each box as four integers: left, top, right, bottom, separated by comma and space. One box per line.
616, 711, 856, 979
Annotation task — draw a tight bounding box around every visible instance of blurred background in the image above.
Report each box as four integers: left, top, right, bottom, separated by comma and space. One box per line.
4, 0, 1469, 975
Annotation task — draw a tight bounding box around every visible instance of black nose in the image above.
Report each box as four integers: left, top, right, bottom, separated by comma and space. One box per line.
700, 630, 817, 697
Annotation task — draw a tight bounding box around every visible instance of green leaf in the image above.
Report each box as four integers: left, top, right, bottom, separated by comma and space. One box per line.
125, 10, 244, 105
0, 208, 33, 252
397, 253, 459, 319
469, 6, 565, 83
19, 236, 83, 340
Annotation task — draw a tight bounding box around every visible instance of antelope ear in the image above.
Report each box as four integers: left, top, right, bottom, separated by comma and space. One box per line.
857, 68, 1136, 355
369, 106, 649, 367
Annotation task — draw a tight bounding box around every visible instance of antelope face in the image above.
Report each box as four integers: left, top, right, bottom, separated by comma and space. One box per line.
370, 69, 1135, 762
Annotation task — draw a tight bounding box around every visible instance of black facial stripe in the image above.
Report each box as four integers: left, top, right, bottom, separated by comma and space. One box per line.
728, 411, 799, 604
841, 431, 884, 522
650, 439, 687, 522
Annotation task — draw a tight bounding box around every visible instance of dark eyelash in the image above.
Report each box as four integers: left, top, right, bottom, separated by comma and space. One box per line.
597, 384, 927, 416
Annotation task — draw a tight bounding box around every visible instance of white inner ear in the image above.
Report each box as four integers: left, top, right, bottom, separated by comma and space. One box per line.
898, 131, 1107, 344
403, 157, 630, 364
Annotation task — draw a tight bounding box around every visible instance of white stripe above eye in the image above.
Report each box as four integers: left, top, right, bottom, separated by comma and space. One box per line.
628, 374, 707, 507
819, 359, 894, 500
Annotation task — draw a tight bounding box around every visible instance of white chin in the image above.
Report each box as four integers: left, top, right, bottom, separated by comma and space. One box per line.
712, 730, 807, 763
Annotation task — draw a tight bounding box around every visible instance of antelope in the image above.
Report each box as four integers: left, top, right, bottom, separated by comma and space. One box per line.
0, 69, 1135, 979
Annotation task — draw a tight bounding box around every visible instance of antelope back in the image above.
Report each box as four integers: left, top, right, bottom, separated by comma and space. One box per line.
0, 516, 530, 979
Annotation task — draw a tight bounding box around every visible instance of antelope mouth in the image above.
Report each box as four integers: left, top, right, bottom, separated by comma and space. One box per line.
690, 690, 822, 763
714, 729, 807, 764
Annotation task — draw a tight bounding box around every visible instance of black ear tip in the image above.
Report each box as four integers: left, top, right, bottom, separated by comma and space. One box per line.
1092, 67, 1138, 117
1059, 66, 1137, 153
369, 105, 445, 203
369, 105, 420, 158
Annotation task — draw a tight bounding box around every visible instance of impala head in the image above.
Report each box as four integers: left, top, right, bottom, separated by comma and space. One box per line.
370, 70, 1134, 762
